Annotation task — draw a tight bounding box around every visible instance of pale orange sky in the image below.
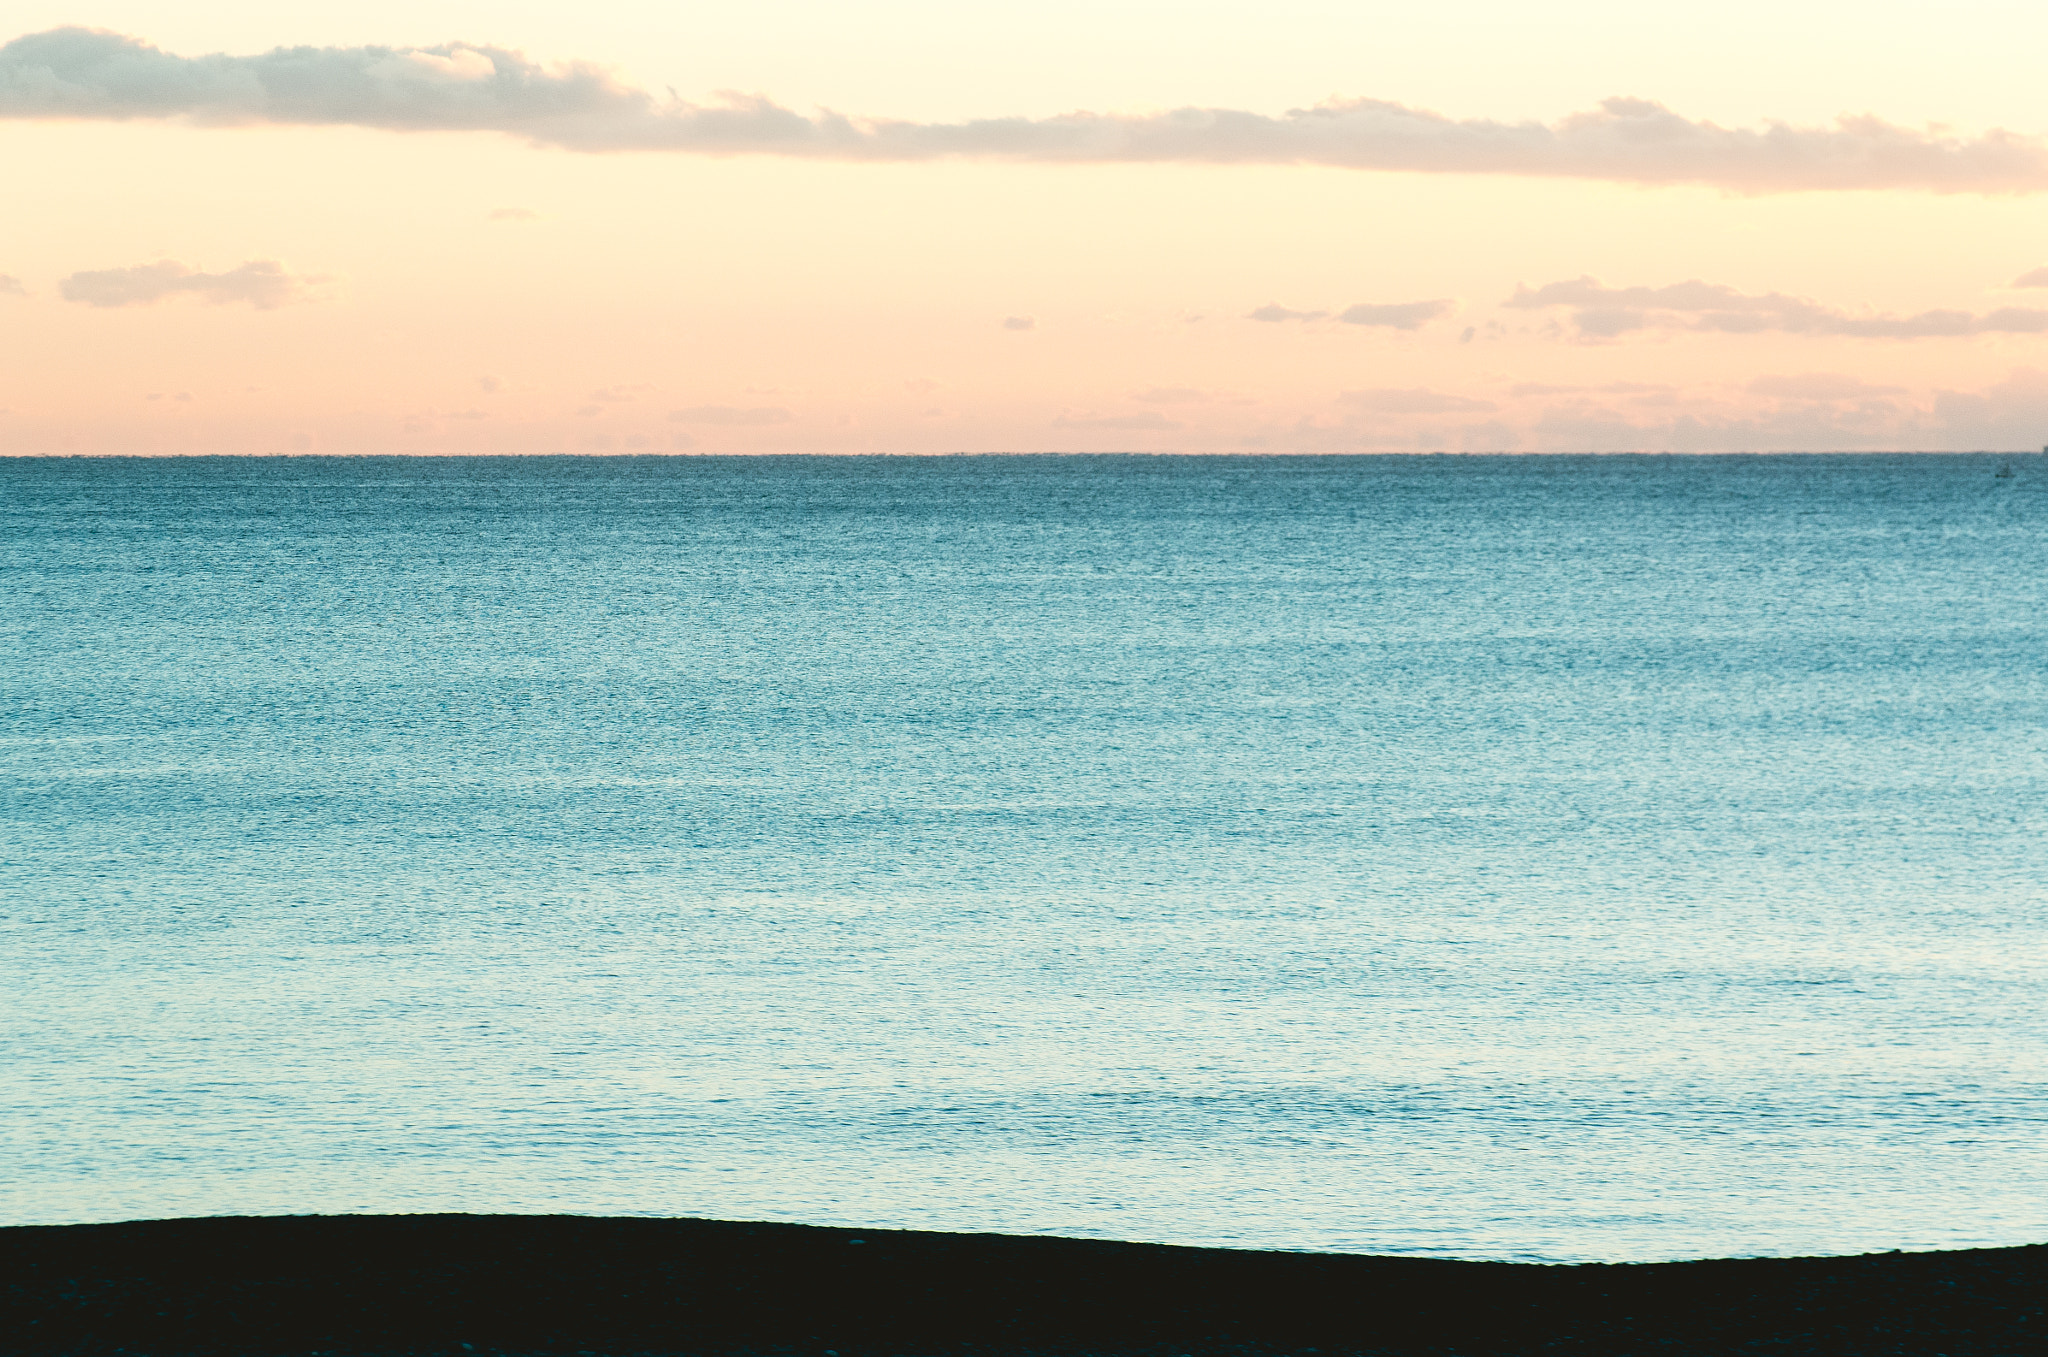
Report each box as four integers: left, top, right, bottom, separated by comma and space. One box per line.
8, 3, 2048, 453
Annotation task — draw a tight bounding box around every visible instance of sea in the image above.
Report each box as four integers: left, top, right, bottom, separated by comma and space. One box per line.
2, 453, 2044, 1264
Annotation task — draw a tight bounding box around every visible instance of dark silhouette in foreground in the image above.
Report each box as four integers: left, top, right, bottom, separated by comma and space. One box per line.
3, 1214, 2041, 1355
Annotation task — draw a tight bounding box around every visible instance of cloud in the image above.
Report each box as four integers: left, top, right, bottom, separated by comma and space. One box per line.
1251, 299, 1449, 327
1518, 407, 1890, 452
1747, 372, 1904, 400
0, 273, 24, 295
2012, 267, 2048, 288
1932, 367, 2048, 448
1002, 315, 1035, 330
10, 28, 2046, 192
1052, 411, 1180, 430
489, 206, 540, 221
1248, 303, 1327, 322
667, 405, 792, 424
58, 259, 309, 308
1341, 387, 1497, 414
1508, 275, 2048, 338
1337, 299, 1453, 328
1511, 367, 2048, 450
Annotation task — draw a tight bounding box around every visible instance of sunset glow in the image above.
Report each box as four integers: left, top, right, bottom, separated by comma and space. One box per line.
9, 1, 2048, 453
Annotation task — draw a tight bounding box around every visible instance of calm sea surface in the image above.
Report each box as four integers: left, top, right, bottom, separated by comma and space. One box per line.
3, 454, 2044, 1262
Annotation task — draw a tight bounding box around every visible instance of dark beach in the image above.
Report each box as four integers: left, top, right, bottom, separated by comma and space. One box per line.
2, 1215, 2040, 1356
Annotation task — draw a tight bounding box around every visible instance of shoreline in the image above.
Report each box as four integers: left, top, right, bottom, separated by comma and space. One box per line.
3, 1214, 2042, 1355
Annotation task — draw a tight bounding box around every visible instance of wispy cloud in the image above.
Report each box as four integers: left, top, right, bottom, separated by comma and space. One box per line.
8, 28, 2048, 192
1249, 303, 1327, 322
1507, 276, 2048, 338
2011, 267, 2048, 288
1002, 315, 1035, 330
1341, 388, 1497, 414
1251, 299, 1451, 327
58, 259, 310, 309
667, 405, 792, 425
1338, 300, 1453, 328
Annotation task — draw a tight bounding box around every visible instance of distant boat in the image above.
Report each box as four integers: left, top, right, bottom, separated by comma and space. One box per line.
1996, 462, 2015, 478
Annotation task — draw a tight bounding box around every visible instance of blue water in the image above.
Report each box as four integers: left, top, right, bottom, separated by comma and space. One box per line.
3, 453, 2044, 1263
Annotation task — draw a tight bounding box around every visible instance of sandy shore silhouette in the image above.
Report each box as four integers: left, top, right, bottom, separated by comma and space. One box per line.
3, 1214, 2041, 1355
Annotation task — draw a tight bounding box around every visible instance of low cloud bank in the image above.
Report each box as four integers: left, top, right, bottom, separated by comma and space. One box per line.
0, 274, 24, 295
7, 27, 2048, 192
1509, 276, 2048, 338
59, 259, 307, 308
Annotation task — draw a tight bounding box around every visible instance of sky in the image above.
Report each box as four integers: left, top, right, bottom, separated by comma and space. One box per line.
7, 2, 2048, 453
